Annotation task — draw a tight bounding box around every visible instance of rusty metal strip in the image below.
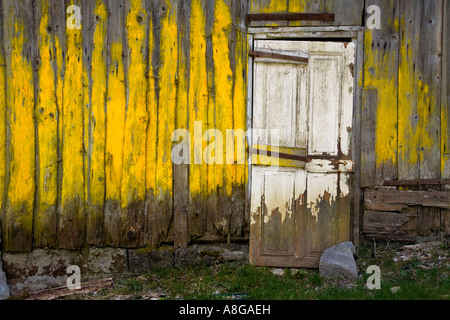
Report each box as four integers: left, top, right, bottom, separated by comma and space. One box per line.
245, 13, 335, 25
249, 50, 309, 64
249, 148, 341, 163
384, 179, 450, 187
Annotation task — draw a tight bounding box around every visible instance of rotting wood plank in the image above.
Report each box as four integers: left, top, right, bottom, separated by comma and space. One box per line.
384, 178, 450, 186
187, 0, 209, 241
0, 0, 6, 249
363, 210, 417, 234
173, 0, 190, 249
365, 188, 450, 211
58, 0, 85, 249
81, 0, 94, 247
34, 0, 58, 248
361, 88, 376, 187
150, 0, 177, 246
213, 0, 235, 242
442, 0, 450, 239
398, 0, 443, 181
86, 0, 108, 246
443, 0, 450, 177
51, 0, 66, 251
120, 0, 148, 247
245, 13, 335, 25
104, 0, 125, 247
363, 0, 399, 186
231, 0, 248, 240
2, 0, 36, 252
144, 0, 160, 247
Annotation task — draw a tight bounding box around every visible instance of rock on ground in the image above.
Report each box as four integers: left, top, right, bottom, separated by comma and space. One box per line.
319, 241, 358, 279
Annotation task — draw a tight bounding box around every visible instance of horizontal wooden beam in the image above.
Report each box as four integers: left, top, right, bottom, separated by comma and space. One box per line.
365, 188, 450, 211
384, 179, 450, 186
245, 13, 335, 25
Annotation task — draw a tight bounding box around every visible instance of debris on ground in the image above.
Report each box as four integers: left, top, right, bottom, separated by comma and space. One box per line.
26, 278, 113, 300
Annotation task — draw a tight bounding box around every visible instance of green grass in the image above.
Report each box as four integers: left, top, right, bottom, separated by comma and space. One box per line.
72, 245, 449, 300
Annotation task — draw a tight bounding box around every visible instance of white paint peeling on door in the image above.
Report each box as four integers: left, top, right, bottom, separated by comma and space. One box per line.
306, 173, 338, 219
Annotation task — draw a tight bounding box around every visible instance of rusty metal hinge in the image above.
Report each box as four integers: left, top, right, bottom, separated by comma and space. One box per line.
245, 13, 335, 25
249, 49, 309, 64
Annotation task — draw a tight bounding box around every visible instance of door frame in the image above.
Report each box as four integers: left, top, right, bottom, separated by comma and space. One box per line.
246, 26, 365, 247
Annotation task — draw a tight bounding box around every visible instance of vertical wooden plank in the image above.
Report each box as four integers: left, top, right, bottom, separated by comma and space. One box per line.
353, 30, 364, 245
442, 0, 450, 237
442, 0, 450, 178
86, 0, 108, 246
212, 0, 234, 239
231, 0, 247, 238
205, 0, 217, 238
0, 0, 6, 247
144, 0, 160, 246
149, 0, 177, 245
363, 0, 399, 186
398, 0, 443, 180
120, 0, 148, 247
104, 0, 125, 247
34, 0, 58, 248
81, 0, 93, 247
188, 0, 208, 240
2, 0, 35, 252
173, 0, 190, 248
361, 89, 377, 187
59, 0, 85, 249
51, 0, 66, 250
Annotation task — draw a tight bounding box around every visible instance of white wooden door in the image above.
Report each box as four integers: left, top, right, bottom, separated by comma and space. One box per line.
250, 40, 356, 268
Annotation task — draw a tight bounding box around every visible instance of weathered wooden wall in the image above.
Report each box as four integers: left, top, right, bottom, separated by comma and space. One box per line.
0, 0, 449, 253
361, 0, 450, 242
0, 0, 248, 252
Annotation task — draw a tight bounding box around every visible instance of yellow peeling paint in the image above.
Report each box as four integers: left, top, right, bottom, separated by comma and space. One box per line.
90, 0, 107, 207
288, 1, 306, 27
364, 29, 398, 167
398, 37, 437, 175
251, 0, 287, 13
156, 0, 177, 197
106, 42, 126, 201
146, 11, 157, 193
0, 23, 5, 222
61, 0, 85, 220
35, 0, 58, 246
189, 0, 208, 195
5, 13, 36, 249
233, 26, 247, 186
250, 0, 287, 27
213, 0, 234, 195
122, 0, 148, 208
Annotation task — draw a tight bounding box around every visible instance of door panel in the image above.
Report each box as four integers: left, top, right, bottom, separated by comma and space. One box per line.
250, 40, 356, 268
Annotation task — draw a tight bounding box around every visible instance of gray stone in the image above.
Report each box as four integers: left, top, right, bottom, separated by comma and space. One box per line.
319, 241, 358, 279
174, 247, 198, 268
0, 253, 10, 300
2, 248, 127, 295
128, 246, 174, 273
